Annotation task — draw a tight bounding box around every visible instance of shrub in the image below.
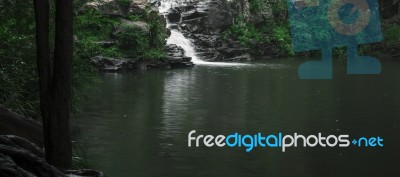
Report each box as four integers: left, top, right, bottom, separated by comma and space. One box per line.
143, 49, 166, 60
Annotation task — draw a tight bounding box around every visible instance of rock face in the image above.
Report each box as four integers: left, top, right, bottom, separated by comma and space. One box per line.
90, 56, 139, 72
225, 0, 272, 25
159, 0, 256, 62
84, 0, 152, 18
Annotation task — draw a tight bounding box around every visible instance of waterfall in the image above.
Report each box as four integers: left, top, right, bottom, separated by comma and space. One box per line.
158, 0, 248, 66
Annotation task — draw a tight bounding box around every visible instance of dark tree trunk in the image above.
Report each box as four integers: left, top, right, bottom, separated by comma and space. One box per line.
33, 0, 73, 169
48, 0, 73, 169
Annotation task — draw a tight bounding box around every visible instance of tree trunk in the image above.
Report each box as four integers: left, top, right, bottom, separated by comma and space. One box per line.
47, 0, 73, 169
33, 0, 73, 169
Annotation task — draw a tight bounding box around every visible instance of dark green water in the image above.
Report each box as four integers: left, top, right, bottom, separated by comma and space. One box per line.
72, 58, 400, 177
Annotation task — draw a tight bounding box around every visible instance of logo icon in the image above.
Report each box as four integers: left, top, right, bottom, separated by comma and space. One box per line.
288, 0, 383, 79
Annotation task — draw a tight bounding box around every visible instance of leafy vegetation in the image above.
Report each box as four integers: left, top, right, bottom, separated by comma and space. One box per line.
0, 1, 41, 118
222, 0, 294, 57
384, 24, 400, 46
0, 0, 169, 118
226, 0, 400, 59
222, 16, 265, 47
222, 17, 293, 56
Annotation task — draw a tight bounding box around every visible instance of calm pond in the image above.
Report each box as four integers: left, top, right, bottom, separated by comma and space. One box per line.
72, 58, 400, 177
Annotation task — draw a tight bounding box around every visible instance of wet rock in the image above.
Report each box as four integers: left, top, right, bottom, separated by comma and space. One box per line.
168, 24, 179, 30
164, 44, 195, 68
166, 8, 181, 23
176, 5, 196, 12
90, 56, 139, 72
182, 10, 207, 21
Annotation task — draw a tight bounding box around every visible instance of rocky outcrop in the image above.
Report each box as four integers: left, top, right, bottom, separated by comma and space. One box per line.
144, 44, 194, 68
90, 56, 139, 72
90, 45, 194, 71
82, 0, 194, 71
164, 44, 195, 68
84, 0, 152, 18
0, 135, 104, 177
158, 0, 270, 61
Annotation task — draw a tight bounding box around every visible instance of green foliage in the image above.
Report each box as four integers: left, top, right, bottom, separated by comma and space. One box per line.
74, 3, 167, 59
222, 16, 264, 47
0, 0, 40, 118
143, 49, 166, 60
333, 47, 346, 60
116, 0, 132, 6
115, 23, 150, 56
249, 0, 263, 12
272, 24, 294, 56
74, 9, 119, 40
128, 14, 143, 21
147, 11, 168, 50
383, 24, 400, 46
222, 15, 293, 57
271, 0, 288, 21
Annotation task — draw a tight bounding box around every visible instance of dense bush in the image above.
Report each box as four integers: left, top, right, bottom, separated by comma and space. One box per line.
222, 15, 294, 57
0, 1, 40, 117
115, 23, 150, 55
384, 24, 400, 46
222, 16, 265, 47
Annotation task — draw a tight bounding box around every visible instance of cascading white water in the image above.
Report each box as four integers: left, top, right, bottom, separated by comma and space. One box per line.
158, 0, 248, 66
167, 30, 208, 64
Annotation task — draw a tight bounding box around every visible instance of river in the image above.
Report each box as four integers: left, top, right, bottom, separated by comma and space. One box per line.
72, 58, 400, 177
